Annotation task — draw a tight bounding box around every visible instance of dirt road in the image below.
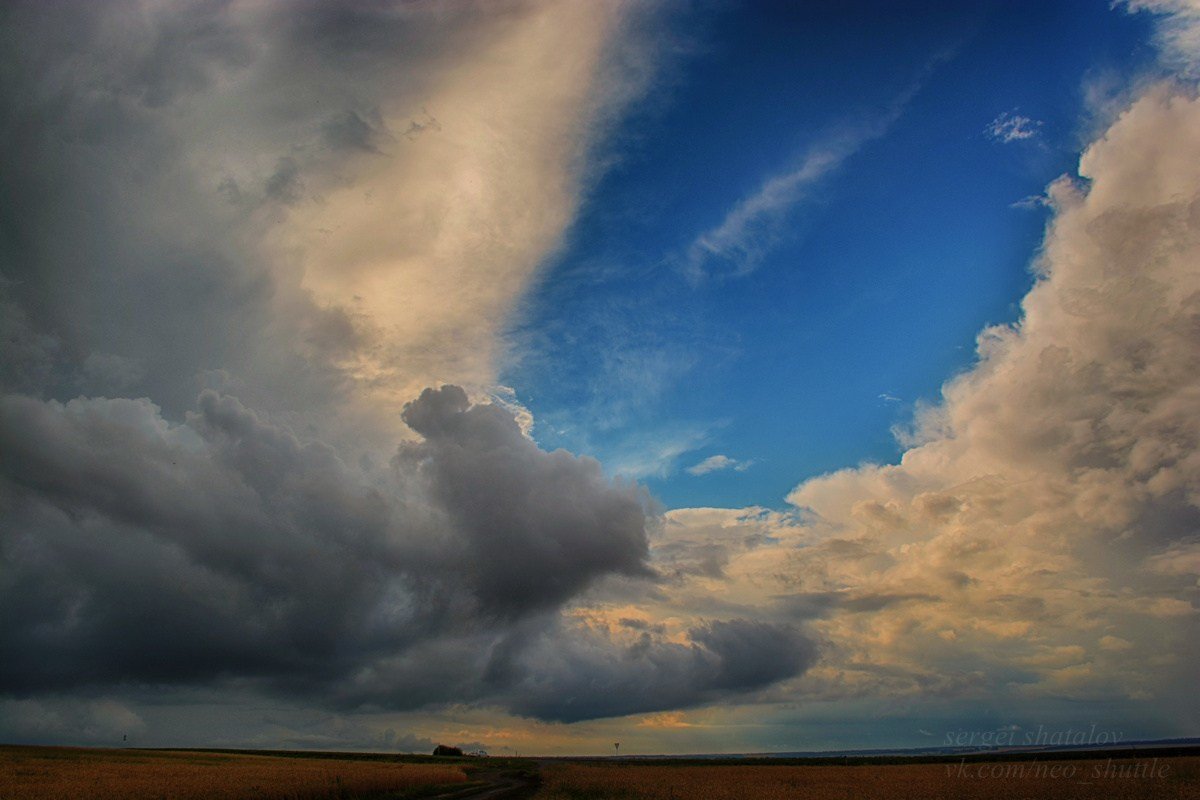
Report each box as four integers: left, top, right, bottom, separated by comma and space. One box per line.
424, 766, 540, 799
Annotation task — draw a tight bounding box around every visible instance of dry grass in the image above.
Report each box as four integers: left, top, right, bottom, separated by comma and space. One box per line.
0, 745, 468, 800
535, 756, 1200, 799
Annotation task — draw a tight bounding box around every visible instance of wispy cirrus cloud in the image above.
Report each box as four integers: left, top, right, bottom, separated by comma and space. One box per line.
686, 454, 752, 476
682, 52, 954, 282
1010, 193, 1050, 210
682, 139, 852, 280
1123, 0, 1200, 76
986, 110, 1043, 142
605, 426, 712, 479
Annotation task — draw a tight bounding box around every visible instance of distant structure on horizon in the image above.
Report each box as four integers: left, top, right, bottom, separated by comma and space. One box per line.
432, 744, 463, 757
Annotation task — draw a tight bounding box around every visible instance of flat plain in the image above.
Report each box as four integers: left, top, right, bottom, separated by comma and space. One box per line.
5, 745, 1200, 800
532, 756, 1200, 800
0, 745, 469, 800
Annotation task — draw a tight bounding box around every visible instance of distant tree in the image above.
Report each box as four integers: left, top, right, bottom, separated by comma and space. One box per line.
433, 744, 464, 757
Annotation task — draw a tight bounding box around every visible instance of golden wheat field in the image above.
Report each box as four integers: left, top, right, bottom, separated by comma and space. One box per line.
0, 745, 468, 800
534, 757, 1200, 800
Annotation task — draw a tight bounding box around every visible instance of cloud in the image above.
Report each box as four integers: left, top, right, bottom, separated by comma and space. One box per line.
1010, 194, 1050, 210
321, 109, 393, 154
650, 507, 798, 583
683, 139, 859, 280
5, 0, 1197, 752
686, 454, 752, 475
1123, 0, 1200, 76
0, 698, 145, 747
396, 386, 654, 616
637, 711, 695, 729
0, 387, 638, 699
3, 0, 796, 738
0, 693, 456, 752
603, 426, 711, 479
655, 85, 1200, 724
0, 383, 817, 724
682, 52, 951, 281
0, 0, 664, 453
490, 617, 817, 723
986, 110, 1043, 143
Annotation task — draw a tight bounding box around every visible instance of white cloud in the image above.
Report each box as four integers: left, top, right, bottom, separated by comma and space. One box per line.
686, 454, 753, 475
253, 1, 663, 436
642, 84, 1200, 725
986, 110, 1043, 143
683, 138, 857, 280
779, 85, 1200, 706
1010, 193, 1050, 210
1123, 0, 1200, 76
606, 426, 711, 479
682, 53, 951, 281
489, 385, 535, 438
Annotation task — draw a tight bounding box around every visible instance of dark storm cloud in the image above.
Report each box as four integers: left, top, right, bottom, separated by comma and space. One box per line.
491, 618, 818, 723
0, 0, 277, 415
0, 392, 408, 693
397, 386, 653, 616
0, 0, 815, 730
0, 386, 811, 718
618, 617, 665, 633
264, 157, 305, 205
0, 388, 628, 683
125, 0, 254, 108
0, 0, 474, 423
321, 109, 391, 154
772, 591, 942, 618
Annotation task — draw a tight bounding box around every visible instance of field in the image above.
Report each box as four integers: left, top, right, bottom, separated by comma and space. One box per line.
0, 746, 468, 800
533, 756, 1200, 799
5, 746, 1199, 800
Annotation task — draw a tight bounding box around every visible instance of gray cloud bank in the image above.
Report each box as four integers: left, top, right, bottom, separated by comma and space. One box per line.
0, 382, 811, 721
0, 1, 815, 731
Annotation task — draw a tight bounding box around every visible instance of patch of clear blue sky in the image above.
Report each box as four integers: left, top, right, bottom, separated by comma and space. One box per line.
501, 0, 1157, 511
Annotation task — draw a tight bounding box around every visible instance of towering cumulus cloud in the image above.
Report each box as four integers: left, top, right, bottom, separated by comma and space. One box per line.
0, 0, 817, 736
656, 85, 1200, 728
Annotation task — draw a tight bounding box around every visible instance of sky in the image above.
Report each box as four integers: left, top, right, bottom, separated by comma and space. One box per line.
0, 0, 1198, 756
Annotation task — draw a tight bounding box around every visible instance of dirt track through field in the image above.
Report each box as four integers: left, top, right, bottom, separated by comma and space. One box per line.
426, 767, 540, 799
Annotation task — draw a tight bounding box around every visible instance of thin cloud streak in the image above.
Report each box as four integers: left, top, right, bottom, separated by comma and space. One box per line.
686, 454, 752, 475
683, 50, 955, 281
1123, 0, 1200, 76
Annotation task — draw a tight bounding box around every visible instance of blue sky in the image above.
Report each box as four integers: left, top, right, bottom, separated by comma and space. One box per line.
505, 0, 1158, 509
